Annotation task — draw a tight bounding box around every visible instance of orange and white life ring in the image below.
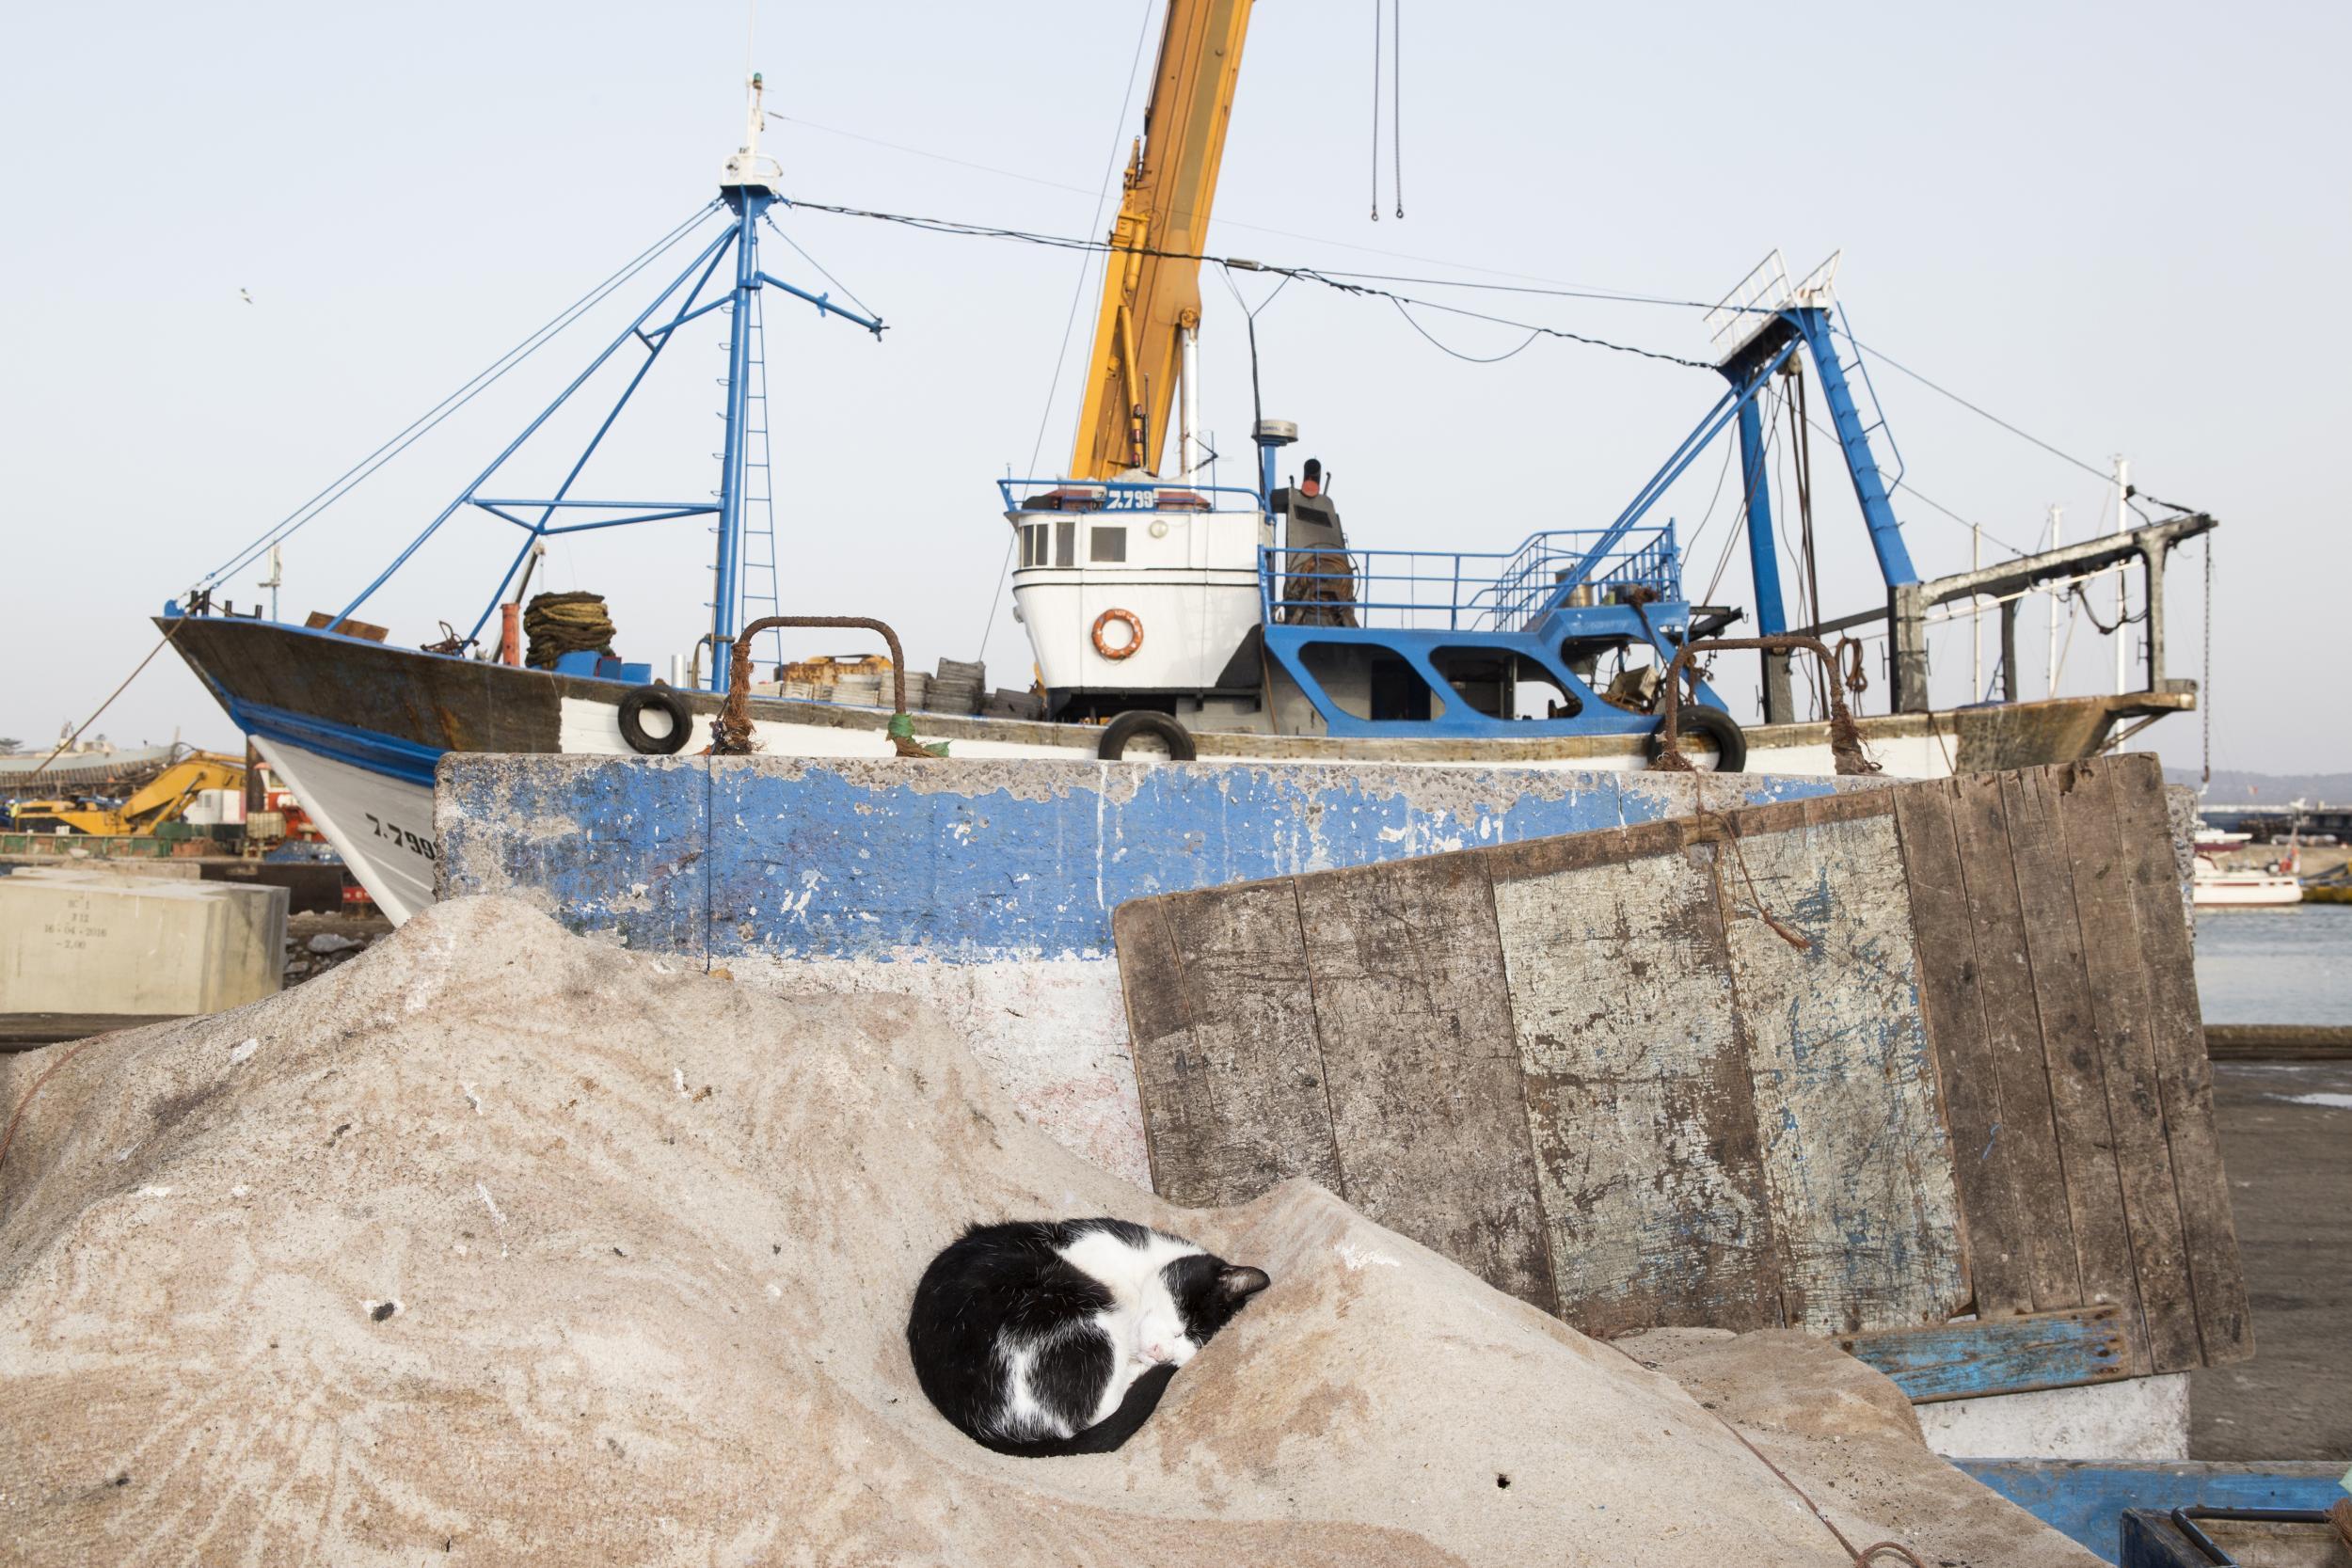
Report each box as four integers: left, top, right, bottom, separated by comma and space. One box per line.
1091, 608, 1144, 660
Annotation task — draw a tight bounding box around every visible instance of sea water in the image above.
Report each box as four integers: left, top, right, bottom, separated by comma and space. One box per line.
2193, 906, 2352, 1024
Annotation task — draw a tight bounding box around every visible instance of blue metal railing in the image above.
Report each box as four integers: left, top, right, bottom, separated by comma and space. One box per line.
1259, 524, 1680, 633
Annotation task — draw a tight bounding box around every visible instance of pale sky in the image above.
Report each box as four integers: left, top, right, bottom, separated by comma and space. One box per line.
3, 1, 2346, 770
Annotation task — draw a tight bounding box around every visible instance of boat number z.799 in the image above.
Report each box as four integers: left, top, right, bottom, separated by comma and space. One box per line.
366, 814, 438, 862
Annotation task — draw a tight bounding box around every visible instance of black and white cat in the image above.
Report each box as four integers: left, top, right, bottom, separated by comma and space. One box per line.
906, 1218, 1271, 1457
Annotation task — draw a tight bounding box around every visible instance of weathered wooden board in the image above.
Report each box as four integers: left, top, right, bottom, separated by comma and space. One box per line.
2106, 760, 2253, 1366
1715, 796, 1966, 1334
1837, 1306, 2130, 1402
1999, 766, 2153, 1373
1116, 883, 1346, 1207
2052, 763, 2201, 1374
1894, 781, 2022, 1314
1113, 753, 2249, 1388
1492, 826, 1782, 1336
1945, 771, 2083, 1311
1292, 853, 1558, 1312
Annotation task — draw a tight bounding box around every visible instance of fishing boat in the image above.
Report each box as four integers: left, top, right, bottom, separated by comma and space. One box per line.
162, 10, 2218, 923
2191, 858, 2303, 908
2191, 838, 2304, 908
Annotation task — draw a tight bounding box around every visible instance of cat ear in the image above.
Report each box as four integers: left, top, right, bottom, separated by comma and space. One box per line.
1217, 1265, 1271, 1299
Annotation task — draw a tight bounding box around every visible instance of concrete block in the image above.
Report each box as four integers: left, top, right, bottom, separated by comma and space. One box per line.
1916, 1371, 2191, 1462
0, 870, 287, 1013
3, 861, 203, 880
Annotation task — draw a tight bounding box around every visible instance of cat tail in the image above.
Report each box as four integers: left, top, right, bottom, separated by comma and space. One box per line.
974, 1364, 1181, 1459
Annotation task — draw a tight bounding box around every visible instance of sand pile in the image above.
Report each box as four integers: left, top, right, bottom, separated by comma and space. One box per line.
0, 898, 2094, 1566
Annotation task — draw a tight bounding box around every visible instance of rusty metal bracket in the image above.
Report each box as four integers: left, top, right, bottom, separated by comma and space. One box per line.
1652, 634, 1880, 776
711, 615, 938, 759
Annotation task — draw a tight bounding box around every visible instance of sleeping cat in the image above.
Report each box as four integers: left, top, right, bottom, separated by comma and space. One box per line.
906, 1218, 1271, 1457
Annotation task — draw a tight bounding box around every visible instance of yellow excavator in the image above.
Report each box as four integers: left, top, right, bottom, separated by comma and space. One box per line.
1068, 0, 1254, 482
7, 752, 246, 836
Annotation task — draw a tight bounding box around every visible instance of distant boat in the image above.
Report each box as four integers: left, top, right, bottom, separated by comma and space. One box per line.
2191, 848, 2301, 908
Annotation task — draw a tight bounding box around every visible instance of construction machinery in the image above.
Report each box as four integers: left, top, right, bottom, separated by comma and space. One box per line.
7, 752, 246, 835
1068, 0, 1253, 483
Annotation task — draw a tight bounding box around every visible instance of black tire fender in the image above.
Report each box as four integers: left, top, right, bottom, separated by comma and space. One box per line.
618, 685, 693, 755
1097, 710, 1197, 762
1650, 705, 1747, 772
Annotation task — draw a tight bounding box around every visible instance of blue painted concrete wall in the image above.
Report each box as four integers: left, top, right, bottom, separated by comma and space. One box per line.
435, 756, 1865, 960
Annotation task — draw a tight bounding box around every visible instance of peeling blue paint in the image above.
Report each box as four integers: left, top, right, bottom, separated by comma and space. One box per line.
437, 757, 1852, 961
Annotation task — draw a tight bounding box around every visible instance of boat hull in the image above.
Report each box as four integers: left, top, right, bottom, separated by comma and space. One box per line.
166, 613, 2193, 920
2191, 874, 2304, 908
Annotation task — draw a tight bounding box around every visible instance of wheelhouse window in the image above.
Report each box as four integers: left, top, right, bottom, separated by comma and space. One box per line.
1089, 526, 1127, 563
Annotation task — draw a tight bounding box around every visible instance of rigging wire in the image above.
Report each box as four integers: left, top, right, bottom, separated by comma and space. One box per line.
1388, 297, 1538, 362
193, 201, 724, 593
1677, 436, 1740, 603
757, 109, 2203, 529
1702, 388, 1777, 607
770, 111, 1692, 302
975, 0, 1156, 664
1219, 263, 1296, 434
782, 194, 1716, 368
761, 212, 881, 323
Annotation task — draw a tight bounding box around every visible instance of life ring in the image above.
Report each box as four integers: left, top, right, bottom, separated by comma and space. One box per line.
617, 685, 692, 755
1091, 608, 1144, 660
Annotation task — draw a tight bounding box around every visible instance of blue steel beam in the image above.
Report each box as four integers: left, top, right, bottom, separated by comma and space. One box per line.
755, 272, 885, 337
1792, 307, 1917, 587
709, 191, 771, 693
470, 501, 538, 531
1534, 335, 1800, 634
459, 228, 744, 648
332, 223, 738, 630
542, 508, 719, 535
1735, 396, 1787, 635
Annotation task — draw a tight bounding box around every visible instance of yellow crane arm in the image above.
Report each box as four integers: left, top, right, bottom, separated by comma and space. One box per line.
1067, 0, 1253, 482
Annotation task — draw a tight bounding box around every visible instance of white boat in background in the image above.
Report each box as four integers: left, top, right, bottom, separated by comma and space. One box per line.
2191, 847, 2302, 908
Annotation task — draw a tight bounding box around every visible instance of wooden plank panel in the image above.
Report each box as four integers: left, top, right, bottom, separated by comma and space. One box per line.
1492, 837, 1782, 1336
1293, 853, 1558, 1312
2053, 760, 2201, 1374
2106, 755, 2253, 1364
1836, 1306, 2131, 1402
1717, 800, 1966, 1334
1116, 886, 1346, 1207
1892, 780, 2026, 1316
1948, 770, 2083, 1311
2003, 765, 2150, 1371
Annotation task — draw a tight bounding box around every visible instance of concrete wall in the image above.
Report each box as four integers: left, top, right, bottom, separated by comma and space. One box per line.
0, 869, 286, 1013
437, 756, 1871, 1180
1920, 1372, 2191, 1463
433, 754, 2206, 1461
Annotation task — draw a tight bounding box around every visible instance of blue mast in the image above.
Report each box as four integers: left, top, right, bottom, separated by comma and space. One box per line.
317, 71, 882, 691
712, 82, 777, 695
